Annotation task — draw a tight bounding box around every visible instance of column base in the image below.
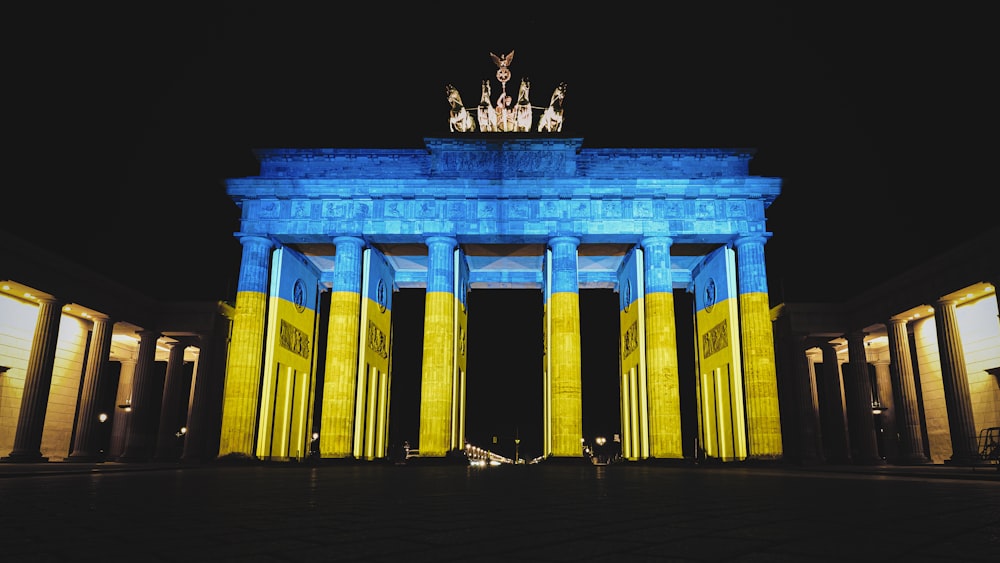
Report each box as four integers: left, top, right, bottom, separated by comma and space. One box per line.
1, 452, 48, 463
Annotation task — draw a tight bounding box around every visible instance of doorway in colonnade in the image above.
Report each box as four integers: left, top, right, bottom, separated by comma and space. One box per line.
387, 287, 643, 463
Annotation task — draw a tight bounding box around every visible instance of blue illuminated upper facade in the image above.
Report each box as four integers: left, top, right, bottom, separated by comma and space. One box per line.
226, 137, 781, 290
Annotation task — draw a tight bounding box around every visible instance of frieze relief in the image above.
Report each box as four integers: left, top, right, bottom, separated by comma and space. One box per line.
434, 151, 567, 176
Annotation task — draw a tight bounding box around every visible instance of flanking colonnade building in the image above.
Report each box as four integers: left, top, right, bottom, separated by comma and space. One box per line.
217, 137, 784, 463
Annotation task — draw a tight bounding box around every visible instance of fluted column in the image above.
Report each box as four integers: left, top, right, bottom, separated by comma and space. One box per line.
118, 329, 161, 462
873, 359, 897, 462
321, 236, 365, 458
843, 331, 880, 464
108, 356, 137, 459
3, 296, 64, 462
219, 235, 274, 458
792, 340, 823, 463
546, 236, 583, 459
640, 236, 682, 459
181, 335, 210, 463
885, 317, 928, 464
155, 339, 191, 461
805, 348, 826, 462
932, 298, 979, 464
418, 236, 458, 457
734, 235, 783, 458
818, 342, 849, 463
67, 315, 115, 461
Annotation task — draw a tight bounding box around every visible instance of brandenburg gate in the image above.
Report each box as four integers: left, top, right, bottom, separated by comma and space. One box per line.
217, 53, 783, 464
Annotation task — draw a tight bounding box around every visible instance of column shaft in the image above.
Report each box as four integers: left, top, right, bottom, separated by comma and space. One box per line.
418, 236, 458, 457
844, 331, 880, 464
3, 297, 64, 462
155, 341, 189, 461
182, 334, 214, 462
108, 358, 137, 459
68, 315, 114, 461
119, 329, 161, 462
819, 343, 850, 463
932, 298, 979, 463
321, 236, 364, 458
545, 236, 583, 459
734, 236, 782, 458
885, 318, 928, 464
641, 237, 682, 458
792, 342, 823, 463
219, 236, 273, 458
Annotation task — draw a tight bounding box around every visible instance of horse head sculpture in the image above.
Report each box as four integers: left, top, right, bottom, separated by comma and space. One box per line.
537, 82, 567, 133
477, 79, 498, 132
513, 77, 532, 132
446, 84, 476, 133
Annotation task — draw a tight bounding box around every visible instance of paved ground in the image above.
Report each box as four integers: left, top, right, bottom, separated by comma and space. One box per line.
0, 460, 997, 562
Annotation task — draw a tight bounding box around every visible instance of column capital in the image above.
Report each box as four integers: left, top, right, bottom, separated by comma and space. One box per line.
733, 234, 770, 248
333, 235, 365, 248
548, 235, 579, 249
639, 235, 673, 248
425, 235, 458, 248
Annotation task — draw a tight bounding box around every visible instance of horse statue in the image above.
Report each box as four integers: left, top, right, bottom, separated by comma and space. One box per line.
537, 82, 567, 133
477, 79, 498, 132
446, 84, 476, 133
513, 77, 533, 132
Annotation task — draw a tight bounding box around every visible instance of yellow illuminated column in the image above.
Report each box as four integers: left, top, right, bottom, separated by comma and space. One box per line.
641, 237, 683, 459
218, 235, 273, 458
734, 235, 782, 458
547, 236, 583, 459
418, 236, 458, 458
321, 236, 365, 458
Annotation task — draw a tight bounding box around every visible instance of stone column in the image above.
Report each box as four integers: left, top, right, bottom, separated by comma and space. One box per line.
818, 342, 850, 463
219, 235, 273, 458
640, 236, 682, 459
418, 236, 458, 458
843, 330, 880, 464
734, 235, 783, 458
154, 339, 191, 461
67, 314, 115, 461
792, 340, 823, 463
804, 348, 826, 462
873, 359, 897, 462
108, 356, 137, 459
2, 296, 64, 462
321, 236, 365, 459
181, 335, 209, 463
932, 298, 979, 464
885, 317, 928, 464
546, 236, 584, 459
118, 329, 161, 462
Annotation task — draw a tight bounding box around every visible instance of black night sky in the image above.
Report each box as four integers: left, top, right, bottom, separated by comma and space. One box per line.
5, 4, 993, 459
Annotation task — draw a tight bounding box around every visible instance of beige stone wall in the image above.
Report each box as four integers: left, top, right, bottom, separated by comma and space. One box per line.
0, 293, 89, 460
913, 295, 1000, 463
0, 296, 36, 454
959, 297, 1000, 432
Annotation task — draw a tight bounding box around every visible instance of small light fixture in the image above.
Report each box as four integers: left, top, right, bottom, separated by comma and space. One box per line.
98, 413, 108, 423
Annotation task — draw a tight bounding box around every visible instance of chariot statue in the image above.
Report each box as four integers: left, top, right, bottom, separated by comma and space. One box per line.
446, 50, 566, 134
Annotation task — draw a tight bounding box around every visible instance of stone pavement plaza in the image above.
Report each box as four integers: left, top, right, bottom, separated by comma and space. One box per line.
0, 461, 997, 562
